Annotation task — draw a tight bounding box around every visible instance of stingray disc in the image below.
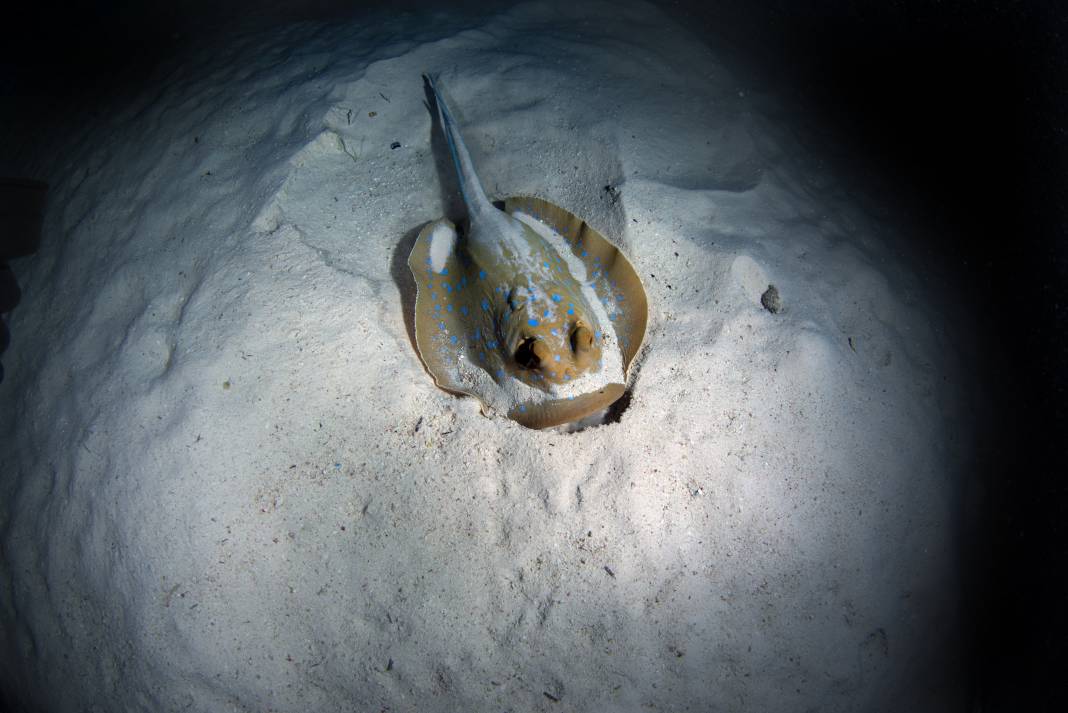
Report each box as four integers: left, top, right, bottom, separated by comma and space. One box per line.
408, 196, 647, 429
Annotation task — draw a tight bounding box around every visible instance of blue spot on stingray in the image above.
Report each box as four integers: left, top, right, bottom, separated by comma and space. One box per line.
542, 309, 550, 318
443, 283, 452, 292
543, 261, 550, 269
479, 270, 486, 279
486, 340, 497, 349
567, 307, 574, 315
564, 374, 571, 381
528, 318, 540, 327
595, 330, 602, 339
434, 304, 441, 312
460, 305, 469, 316
550, 328, 559, 336
519, 404, 526, 413
481, 299, 490, 311
554, 354, 561, 362
439, 268, 448, 275
450, 335, 458, 344
446, 304, 453, 312
581, 251, 588, 257
496, 368, 505, 378
439, 321, 447, 331
552, 294, 562, 302
431, 292, 438, 301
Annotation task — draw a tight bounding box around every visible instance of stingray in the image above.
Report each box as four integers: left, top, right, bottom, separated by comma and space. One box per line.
409, 75, 647, 429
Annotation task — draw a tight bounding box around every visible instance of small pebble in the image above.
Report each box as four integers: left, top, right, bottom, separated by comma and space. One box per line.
760, 284, 783, 313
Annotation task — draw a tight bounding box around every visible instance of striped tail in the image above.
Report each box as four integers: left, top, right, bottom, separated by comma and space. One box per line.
423, 74, 493, 218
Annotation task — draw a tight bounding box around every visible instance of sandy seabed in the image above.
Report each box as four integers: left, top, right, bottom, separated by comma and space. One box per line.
0, 1, 970, 711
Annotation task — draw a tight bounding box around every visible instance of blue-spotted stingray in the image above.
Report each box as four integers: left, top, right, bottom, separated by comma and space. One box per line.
409, 74, 647, 428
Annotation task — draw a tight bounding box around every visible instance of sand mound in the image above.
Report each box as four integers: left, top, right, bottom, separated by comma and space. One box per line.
0, 2, 968, 711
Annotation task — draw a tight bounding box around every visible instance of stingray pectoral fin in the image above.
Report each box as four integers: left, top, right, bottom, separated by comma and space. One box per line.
408, 218, 479, 400
504, 196, 648, 373
509, 383, 626, 429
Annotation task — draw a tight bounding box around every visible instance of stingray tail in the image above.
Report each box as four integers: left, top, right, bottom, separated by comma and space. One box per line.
424, 74, 493, 218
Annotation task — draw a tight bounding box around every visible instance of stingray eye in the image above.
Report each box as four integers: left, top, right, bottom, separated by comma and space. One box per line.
514, 337, 549, 370
571, 325, 594, 353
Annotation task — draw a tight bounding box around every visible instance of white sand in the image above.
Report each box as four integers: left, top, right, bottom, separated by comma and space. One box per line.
0, 1, 969, 711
